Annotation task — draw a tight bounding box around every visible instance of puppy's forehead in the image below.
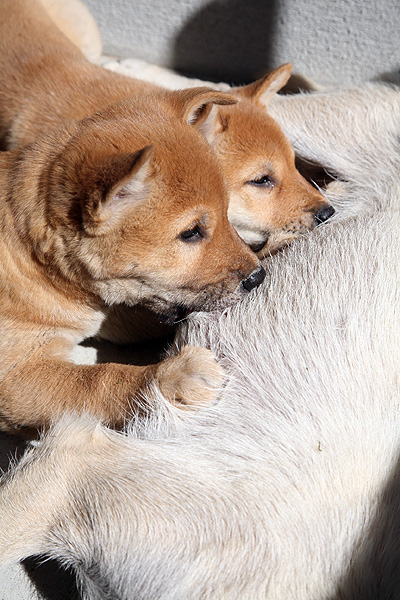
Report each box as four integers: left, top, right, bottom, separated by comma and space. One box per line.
71, 111, 228, 202
137, 119, 230, 209
227, 102, 294, 158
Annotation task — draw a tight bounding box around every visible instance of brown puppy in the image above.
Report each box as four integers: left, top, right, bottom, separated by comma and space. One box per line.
16, 3, 332, 346
0, 0, 263, 432
201, 64, 334, 255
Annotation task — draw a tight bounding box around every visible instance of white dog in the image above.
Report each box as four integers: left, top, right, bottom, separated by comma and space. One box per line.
1, 81, 400, 599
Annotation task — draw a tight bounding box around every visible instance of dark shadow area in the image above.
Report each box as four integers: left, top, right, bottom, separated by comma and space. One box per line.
23, 557, 80, 600
279, 72, 319, 94
89, 304, 175, 365
0, 431, 28, 473
80, 333, 174, 366
328, 452, 400, 599
172, 0, 278, 85
295, 156, 336, 190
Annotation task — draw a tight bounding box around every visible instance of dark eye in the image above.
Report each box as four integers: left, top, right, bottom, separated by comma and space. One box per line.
247, 175, 275, 188
179, 224, 204, 243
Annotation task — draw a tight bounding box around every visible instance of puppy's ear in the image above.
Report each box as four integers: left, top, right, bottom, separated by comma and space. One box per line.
171, 87, 237, 128
234, 63, 292, 107
83, 145, 153, 235
197, 105, 231, 144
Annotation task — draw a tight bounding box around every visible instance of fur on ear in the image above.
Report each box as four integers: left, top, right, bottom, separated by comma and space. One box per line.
197, 106, 231, 144
170, 87, 238, 128
234, 63, 292, 107
82, 145, 154, 234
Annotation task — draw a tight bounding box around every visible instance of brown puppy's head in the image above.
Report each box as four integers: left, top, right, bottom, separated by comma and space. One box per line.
15, 88, 263, 323
199, 64, 334, 256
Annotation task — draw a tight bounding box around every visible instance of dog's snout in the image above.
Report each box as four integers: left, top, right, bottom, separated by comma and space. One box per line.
315, 205, 335, 225
241, 266, 266, 292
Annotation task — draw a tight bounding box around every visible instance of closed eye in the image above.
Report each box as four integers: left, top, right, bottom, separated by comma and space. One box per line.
247, 175, 275, 189
179, 224, 205, 243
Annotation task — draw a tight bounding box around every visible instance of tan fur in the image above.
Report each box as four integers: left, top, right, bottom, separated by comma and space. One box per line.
98, 67, 333, 344
208, 65, 331, 255
0, 0, 263, 433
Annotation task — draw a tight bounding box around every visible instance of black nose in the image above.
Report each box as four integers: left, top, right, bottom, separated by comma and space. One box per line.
241, 266, 266, 292
315, 205, 335, 225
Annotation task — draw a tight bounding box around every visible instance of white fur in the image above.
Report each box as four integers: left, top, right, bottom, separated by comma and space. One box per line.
1, 81, 400, 599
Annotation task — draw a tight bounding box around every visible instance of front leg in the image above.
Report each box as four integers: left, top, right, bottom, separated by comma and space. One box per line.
0, 345, 225, 432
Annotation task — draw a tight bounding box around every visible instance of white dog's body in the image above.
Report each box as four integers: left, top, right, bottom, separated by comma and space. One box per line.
1, 80, 400, 598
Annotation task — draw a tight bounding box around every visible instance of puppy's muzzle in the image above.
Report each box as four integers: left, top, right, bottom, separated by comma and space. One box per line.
315, 205, 335, 225
241, 266, 266, 292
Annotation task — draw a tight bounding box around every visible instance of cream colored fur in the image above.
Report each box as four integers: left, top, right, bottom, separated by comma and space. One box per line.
1, 80, 400, 598
39, 0, 102, 60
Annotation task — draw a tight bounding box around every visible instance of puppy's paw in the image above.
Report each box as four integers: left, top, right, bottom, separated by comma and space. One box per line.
156, 345, 225, 409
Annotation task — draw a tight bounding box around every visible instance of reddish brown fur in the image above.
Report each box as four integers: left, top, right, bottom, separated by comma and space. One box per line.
211, 91, 330, 254
97, 68, 334, 345
191, 65, 332, 256
0, 0, 262, 432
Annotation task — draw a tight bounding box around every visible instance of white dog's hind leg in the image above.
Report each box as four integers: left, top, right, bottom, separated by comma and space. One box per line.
0, 415, 106, 564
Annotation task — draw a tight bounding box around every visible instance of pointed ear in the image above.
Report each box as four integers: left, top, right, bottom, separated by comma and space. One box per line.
234, 63, 292, 107
83, 146, 153, 234
171, 87, 238, 127
197, 105, 231, 144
